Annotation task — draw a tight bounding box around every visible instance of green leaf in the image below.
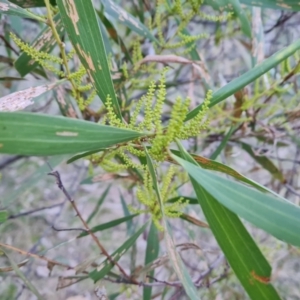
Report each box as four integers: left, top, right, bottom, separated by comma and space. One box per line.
0, 112, 144, 156
86, 185, 111, 224
14, 14, 64, 77
169, 150, 267, 193
210, 125, 236, 160
120, 193, 134, 235
174, 141, 281, 300
179, 213, 209, 228
2, 155, 65, 207
0, 211, 8, 222
239, 142, 286, 183
167, 196, 198, 205
144, 148, 199, 300
57, 0, 122, 119
172, 152, 300, 247
78, 214, 139, 238
185, 39, 300, 121
9, 0, 56, 8
241, 0, 300, 11
143, 221, 159, 300
0, 0, 47, 22
67, 148, 106, 164
0, 248, 43, 300
102, 0, 159, 44
89, 222, 149, 282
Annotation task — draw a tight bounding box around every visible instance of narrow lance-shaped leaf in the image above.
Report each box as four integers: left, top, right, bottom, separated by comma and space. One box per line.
168, 149, 267, 193
78, 214, 139, 238
210, 125, 236, 160
143, 221, 159, 300
0, 112, 144, 156
15, 14, 64, 77
86, 185, 112, 224
0, 211, 8, 223
144, 148, 199, 300
172, 153, 300, 247
8, 0, 56, 8
67, 148, 106, 164
0, 80, 65, 112
179, 213, 209, 228
57, 0, 122, 119
0, 0, 47, 22
120, 193, 134, 235
89, 222, 149, 282
185, 38, 300, 121
174, 141, 281, 300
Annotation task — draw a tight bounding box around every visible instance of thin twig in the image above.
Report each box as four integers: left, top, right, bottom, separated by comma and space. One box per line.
0, 242, 72, 269
104, 254, 227, 288
8, 202, 63, 219
48, 170, 134, 283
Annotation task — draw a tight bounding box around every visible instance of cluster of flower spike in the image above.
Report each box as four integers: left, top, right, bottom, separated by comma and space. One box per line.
131, 166, 187, 230
154, 0, 231, 54
105, 68, 211, 162
10, 33, 94, 112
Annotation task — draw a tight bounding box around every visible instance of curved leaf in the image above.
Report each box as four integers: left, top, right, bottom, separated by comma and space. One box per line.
168, 150, 267, 192
78, 214, 139, 238
9, 0, 56, 8
174, 142, 281, 300
89, 222, 149, 282
185, 39, 300, 121
0, 112, 144, 156
57, 0, 122, 119
172, 154, 300, 247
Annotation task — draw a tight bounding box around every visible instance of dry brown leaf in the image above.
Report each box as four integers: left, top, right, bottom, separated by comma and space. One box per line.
0, 81, 63, 112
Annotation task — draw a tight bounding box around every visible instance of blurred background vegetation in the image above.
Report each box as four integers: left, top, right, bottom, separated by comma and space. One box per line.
0, 0, 300, 299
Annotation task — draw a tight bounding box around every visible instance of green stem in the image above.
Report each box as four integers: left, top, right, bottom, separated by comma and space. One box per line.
44, 0, 79, 97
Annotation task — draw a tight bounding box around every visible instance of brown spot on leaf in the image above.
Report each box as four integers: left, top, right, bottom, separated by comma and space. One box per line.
192, 154, 210, 165
65, 0, 79, 35
250, 270, 270, 284
76, 44, 95, 72
0, 144, 3, 148
56, 131, 78, 137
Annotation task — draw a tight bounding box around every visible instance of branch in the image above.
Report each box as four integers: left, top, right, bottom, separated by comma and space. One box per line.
0, 242, 72, 270
47, 170, 134, 283
8, 202, 63, 219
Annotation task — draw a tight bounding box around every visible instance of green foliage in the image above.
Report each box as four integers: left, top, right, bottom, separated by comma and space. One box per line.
0, 0, 300, 299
